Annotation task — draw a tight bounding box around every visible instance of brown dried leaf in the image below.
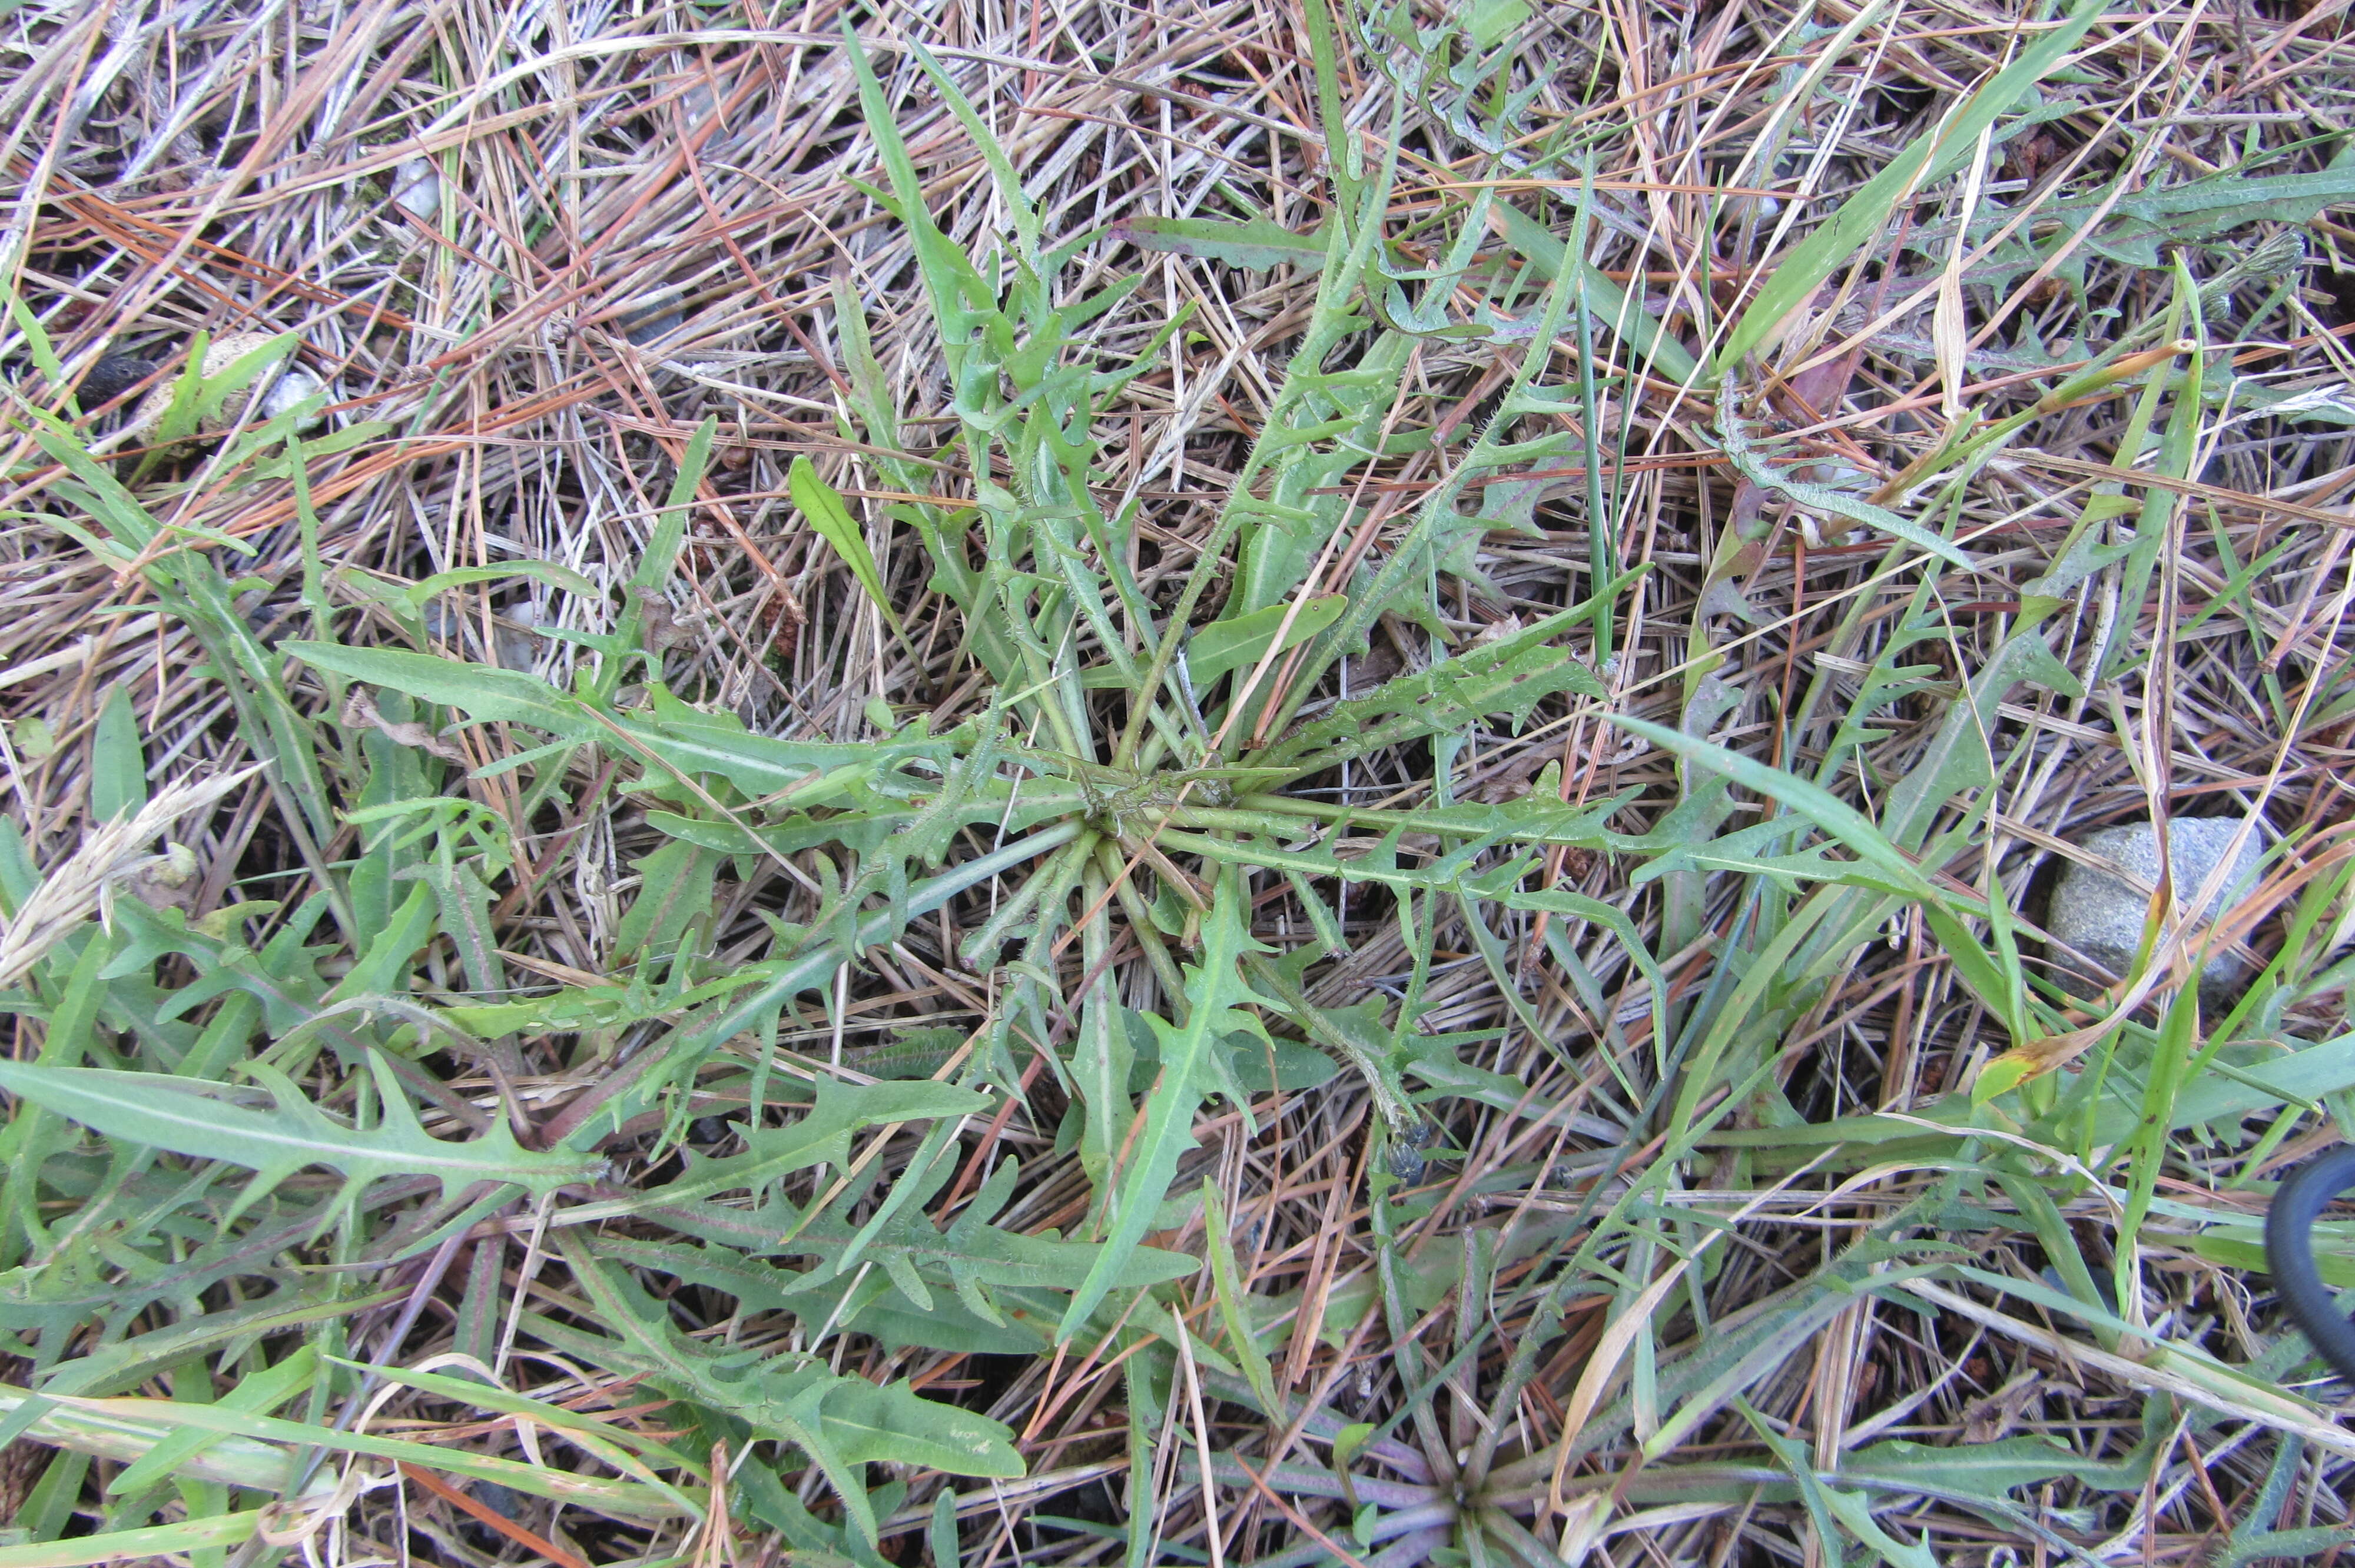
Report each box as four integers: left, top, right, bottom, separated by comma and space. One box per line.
342, 688, 469, 764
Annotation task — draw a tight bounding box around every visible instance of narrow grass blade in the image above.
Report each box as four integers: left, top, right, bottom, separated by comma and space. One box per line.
631, 416, 715, 596
1607, 715, 1952, 904
790, 457, 905, 638
1714, 0, 2105, 373
1058, 875, 1272, 1340
1202, 1180, 1281, 1418
1115, 215, 1329, 271
0, 1510, 264, 1567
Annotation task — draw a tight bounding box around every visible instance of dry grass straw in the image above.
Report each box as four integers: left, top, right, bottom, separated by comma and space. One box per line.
4, 0, 2355, 1561
0, 762, 261, 990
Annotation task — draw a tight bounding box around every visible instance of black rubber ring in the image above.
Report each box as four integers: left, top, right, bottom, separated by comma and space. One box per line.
2265, 1145, 2355, 1386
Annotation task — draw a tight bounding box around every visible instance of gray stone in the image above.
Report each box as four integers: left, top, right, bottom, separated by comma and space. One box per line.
422, 603, 542, 671
2048, 817, 2266, 999
258, 364, 327, 430
469, 1482, 526, 1520
389, 157, 440, 221
622, 304, 685, 347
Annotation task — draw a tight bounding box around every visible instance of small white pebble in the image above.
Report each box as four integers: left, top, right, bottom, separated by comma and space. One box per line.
390, 157, 440, 221
260, 365, 327, 430
494, 625, 540, 670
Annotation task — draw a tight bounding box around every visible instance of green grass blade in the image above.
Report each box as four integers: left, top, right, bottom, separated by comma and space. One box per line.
1202, 1180, 1282, 1418
790, 456, 906, 638
908, 42, 1041, 266
1116, 215, 1329, 271
0, 1055, 601, 1207
0, 1510, 266, 1566
1497, 204, 1695, 381
1606, 715, 1947, 905
1713, 0, 2105, 373
89, 686, 147, 824
1057, 873, 1271, 1340
631, 414, 716, 596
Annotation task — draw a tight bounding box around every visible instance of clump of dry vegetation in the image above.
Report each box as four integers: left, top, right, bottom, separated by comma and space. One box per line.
3, 0, 2355, 1564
